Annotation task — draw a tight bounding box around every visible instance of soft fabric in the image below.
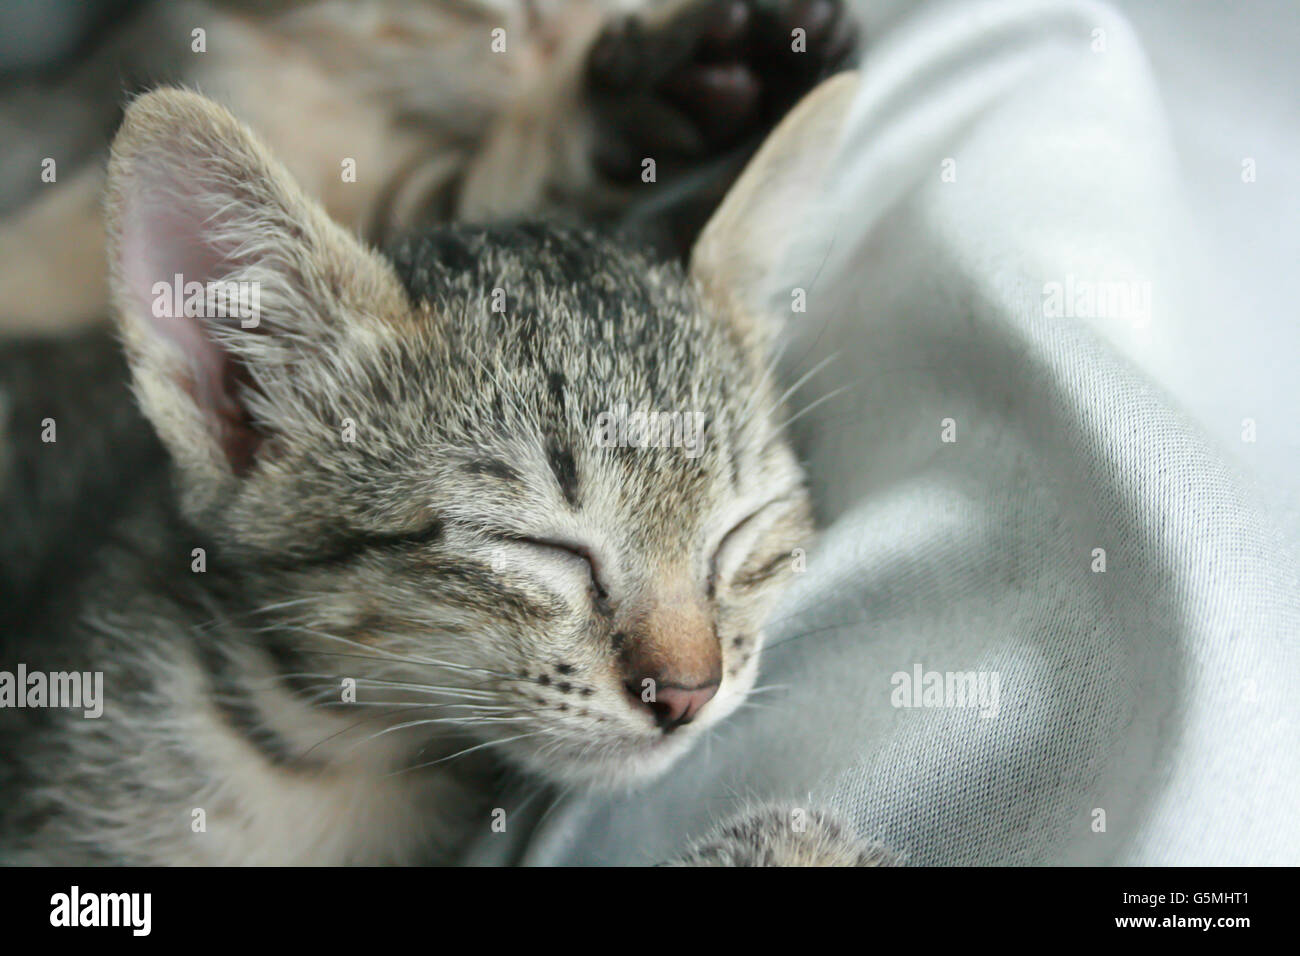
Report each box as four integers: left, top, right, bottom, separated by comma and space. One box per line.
467, 0, 1300, 865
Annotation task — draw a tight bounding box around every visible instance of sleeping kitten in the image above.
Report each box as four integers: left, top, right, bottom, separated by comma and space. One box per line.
0, 0, 856, 332
0, 75, 883, 864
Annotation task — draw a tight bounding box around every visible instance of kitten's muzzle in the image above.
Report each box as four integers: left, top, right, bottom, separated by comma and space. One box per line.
618, 595, 722, 733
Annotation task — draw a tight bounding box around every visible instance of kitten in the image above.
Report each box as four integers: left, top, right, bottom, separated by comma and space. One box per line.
0, 0, 857, 332
0, 73, 885, 865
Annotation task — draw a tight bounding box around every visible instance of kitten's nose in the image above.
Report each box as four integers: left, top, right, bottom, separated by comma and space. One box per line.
624, 676, 720, 732
619, 581, 722, 732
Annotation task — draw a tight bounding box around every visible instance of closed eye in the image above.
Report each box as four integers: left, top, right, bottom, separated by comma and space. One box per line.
301, 520, 443, 567
499, 534, 607, 599
708, 497, 793, 598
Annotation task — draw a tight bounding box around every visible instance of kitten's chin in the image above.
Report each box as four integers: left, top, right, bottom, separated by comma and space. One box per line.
521, 732, 700, 790
514, 695, 751, 790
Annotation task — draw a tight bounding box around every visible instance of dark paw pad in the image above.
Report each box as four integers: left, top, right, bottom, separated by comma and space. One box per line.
587, 0, 860, 182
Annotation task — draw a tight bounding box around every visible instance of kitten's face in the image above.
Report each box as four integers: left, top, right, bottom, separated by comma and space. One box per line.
107, 82, 853, 786
225, 225, 811, 785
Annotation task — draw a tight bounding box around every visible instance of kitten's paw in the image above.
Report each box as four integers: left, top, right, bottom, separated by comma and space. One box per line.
586, 0, 860, 182
664, 804, 897, 867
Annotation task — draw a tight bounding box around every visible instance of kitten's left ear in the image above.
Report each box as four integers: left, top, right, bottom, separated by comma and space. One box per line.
105, 88, 409, 519
689, 71, 861, 348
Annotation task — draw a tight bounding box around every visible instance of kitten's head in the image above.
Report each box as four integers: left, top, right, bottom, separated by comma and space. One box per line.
105, 80, 856, 785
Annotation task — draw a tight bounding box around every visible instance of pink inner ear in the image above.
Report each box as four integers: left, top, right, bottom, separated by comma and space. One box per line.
120, 157, 261, 472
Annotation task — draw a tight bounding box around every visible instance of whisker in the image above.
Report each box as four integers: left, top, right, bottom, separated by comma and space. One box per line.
346, 714, 534, 753
765, 618, 870, 650
274, 672, 500, 700
389, 731, 554, 776
736, 339, 791, 425
258, 636, 552, 688
770, 352, 839, 412
772, 383, 854, 433
298, 700, 536, 759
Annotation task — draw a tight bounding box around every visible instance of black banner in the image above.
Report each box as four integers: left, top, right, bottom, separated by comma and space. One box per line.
0, 866, 1277, 942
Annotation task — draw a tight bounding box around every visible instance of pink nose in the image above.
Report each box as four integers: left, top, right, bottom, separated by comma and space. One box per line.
626, 680, 720, 733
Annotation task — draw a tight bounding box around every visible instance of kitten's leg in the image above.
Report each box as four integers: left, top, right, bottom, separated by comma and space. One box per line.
664, 804, 897, 867
588, 0, 858, 180
457, 0, 861, 255
583, 0, 860, 254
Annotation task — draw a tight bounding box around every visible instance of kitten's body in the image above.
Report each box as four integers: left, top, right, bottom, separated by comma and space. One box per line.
0, 334, 474, 865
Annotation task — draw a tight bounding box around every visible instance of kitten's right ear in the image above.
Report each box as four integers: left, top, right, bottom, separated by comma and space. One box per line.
689, 71, 860, 349
105, 88, 407, 519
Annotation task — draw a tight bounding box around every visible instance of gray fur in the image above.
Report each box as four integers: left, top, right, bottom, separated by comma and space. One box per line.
0, 87, 831, 865
0, 1, 873, 860
668, 805, 898, 867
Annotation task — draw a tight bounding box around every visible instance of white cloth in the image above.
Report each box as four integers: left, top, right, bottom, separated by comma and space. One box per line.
469, 0, 1300, 865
